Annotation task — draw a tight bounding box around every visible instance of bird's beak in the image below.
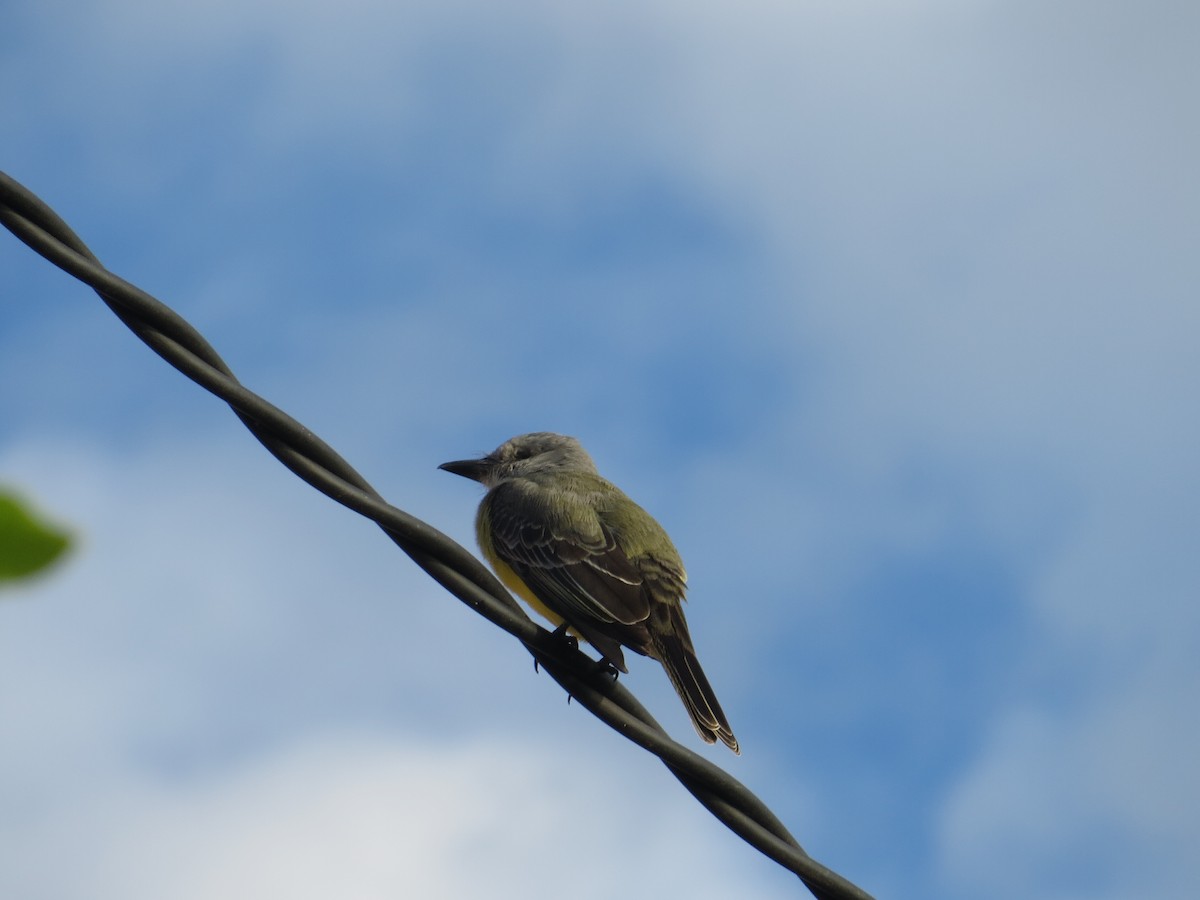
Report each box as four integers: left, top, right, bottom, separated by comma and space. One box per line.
438, 458, 491, 483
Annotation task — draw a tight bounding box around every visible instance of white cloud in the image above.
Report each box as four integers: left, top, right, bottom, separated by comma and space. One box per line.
0, 730, 787, 900
0, 432, 489, 761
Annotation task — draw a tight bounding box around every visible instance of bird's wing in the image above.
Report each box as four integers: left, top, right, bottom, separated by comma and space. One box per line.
484, 481, 651, 627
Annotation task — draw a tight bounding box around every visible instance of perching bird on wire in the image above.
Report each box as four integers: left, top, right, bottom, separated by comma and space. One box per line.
440, 432, 739, 753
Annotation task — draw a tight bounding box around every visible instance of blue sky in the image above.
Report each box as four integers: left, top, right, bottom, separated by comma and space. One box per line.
2, 1, 1197, 897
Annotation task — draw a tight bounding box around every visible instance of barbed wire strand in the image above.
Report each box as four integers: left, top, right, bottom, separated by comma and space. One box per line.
1, 170, 874, 900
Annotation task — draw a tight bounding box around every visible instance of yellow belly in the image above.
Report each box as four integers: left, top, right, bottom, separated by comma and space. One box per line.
484, 547, 567, 629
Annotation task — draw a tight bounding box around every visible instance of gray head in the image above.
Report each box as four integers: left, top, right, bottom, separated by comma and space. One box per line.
439, 432, 598, 487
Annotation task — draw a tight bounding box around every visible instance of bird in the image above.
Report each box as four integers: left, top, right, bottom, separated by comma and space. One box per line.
440, 432, 739, 753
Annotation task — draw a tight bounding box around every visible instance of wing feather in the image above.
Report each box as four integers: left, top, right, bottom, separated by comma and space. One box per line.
485, 481, 651, 627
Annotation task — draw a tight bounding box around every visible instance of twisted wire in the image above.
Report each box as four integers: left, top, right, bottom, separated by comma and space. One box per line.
1, 170, 874, 900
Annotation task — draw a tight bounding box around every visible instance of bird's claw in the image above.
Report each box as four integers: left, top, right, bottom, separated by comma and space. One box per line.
596, 659, 620, 681
550, 622, 579, 652
535, 624, 581, 674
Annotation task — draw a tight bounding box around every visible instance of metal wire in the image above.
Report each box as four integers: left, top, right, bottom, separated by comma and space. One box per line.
1, 170, 875, 900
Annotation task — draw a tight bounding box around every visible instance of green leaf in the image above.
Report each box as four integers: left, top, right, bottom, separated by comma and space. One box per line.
0, 489, 73, 586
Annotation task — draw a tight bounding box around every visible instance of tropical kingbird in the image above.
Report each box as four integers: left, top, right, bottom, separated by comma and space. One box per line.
440, 432, 739, 753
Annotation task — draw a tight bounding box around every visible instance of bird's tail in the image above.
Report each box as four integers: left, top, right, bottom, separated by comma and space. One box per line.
653, 605, 739, 754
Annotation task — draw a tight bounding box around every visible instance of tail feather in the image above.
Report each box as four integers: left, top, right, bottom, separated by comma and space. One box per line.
653, 607, 739, 754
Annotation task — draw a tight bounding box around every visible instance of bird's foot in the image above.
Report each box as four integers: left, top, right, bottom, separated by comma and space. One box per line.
535, 624, 580, 674
550, 622, 579, 651
595, 658, 620, 681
